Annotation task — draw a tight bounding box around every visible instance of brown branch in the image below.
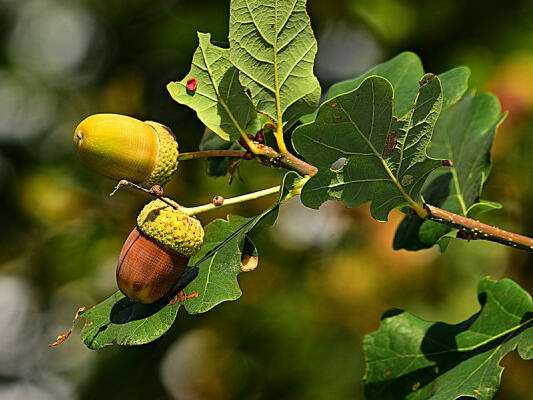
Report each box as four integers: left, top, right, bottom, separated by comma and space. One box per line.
424, 204, 533, 252
254, 144, 318, 177
178, 144, 317, 177
178, 150, 246, 160
184, 136, 533, 253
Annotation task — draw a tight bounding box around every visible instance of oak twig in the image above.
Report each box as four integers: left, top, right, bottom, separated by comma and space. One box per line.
424, 204, 533, 252
178, 150, 246, 160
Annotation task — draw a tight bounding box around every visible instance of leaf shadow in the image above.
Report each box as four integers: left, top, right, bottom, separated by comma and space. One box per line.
109, 267, 199, 324
365, 292, 533, 399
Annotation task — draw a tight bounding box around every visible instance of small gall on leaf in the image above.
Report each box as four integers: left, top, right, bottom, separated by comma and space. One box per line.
383, 132, 398, 156
331, 102, 338, 108
186, 78, 198, 91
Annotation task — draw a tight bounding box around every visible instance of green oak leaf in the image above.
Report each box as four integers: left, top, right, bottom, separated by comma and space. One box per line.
229, 0, 321, 128
80, 267, 199, 350
292, 74, 443, 221
327, 52, 424, 119
394, 92, 505, 251
301, 52, 469, 123
183, 171, 302, 314
167, 32, 255, 141
364, 277, 533, 400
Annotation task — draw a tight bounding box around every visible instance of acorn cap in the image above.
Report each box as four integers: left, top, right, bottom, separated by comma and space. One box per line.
137, 198, 204, 257
73, 114, 179, 187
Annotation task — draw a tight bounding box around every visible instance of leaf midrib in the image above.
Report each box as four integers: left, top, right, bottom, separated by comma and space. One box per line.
367, 314, 533, 365
199, 34, 249, 140
338, 83, 417, 209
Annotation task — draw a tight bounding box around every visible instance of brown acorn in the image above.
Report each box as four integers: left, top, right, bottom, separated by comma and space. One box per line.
116, 199, 204, 304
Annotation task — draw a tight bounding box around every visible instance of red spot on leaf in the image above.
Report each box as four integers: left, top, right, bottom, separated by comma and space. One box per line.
442, 160, 454, 167
318, 137, 323, 143
186, 78, 198, 91
331, 102, 338, 108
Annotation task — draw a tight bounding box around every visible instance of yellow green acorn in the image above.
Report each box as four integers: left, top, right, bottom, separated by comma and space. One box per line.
73, 114, 179, 187
116, 199, 204, 304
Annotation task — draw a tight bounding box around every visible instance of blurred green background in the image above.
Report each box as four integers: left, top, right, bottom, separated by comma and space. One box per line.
0, 0, 532, 399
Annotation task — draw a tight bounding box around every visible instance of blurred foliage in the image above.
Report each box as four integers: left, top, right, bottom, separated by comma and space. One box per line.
0, 0, 532, 399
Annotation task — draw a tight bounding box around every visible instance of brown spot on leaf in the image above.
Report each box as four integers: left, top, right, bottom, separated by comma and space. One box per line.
386, 369, 392, 376
335, 113, 342, 122
383, 132, 398, 156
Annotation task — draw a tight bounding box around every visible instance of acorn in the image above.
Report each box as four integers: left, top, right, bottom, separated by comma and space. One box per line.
117, 198, 204, 304
74, 114, 179, 187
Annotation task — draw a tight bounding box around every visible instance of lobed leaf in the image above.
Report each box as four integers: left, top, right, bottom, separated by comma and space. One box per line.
229, 0, 321, 128
364, 277, 533, 400
182, 171, 302, 314
301, 53, 469, 123
394, 92, 505, 251
326, 52, 424, 119
292, 74, 443, 221
167, 32, 255, 141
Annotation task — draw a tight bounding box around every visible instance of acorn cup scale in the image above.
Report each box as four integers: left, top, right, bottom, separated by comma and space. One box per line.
74, 114, 179, 188
117, 199, 204, 304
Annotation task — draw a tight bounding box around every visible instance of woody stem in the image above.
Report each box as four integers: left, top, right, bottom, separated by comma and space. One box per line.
423, 204, 533, 252
178, 150, 246, 160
